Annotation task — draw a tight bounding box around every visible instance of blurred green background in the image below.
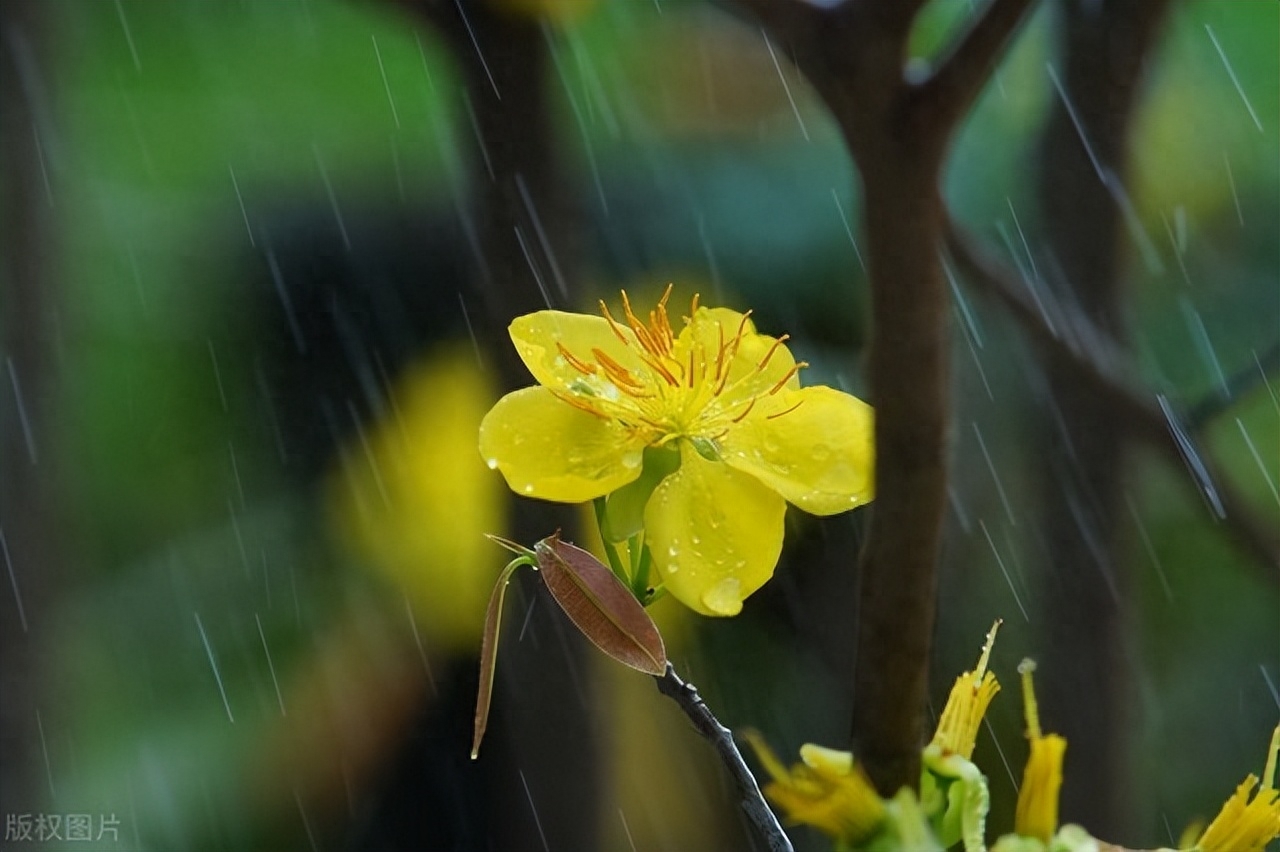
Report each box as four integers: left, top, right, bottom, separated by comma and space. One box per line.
1, 0, 1275, 849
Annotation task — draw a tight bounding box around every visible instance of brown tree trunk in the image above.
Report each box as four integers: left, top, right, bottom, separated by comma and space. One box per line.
1033, 0, 1171, 839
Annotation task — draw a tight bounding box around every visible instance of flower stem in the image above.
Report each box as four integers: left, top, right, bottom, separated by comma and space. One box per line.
653, 664, 793, 852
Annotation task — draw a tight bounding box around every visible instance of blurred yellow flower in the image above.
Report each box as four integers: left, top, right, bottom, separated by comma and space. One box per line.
1013, 660, 1066, 844
332, 347, 504, 650
479, 286, 874, 615
745, 732, 886, 846
931, 620, 1002, 761
1190, 724, 1280, 852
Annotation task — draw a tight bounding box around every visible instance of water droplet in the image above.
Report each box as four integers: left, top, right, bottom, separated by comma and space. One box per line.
667, 545, 679, 557
522, 484, 534, 494
701, 577, 742, 616
486, 458, 499, 470
666, 562, 679, 574
622, 453, 642, 469
691, 534, 701, 545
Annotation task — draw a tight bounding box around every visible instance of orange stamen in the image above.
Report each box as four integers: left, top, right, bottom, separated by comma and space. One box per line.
599, 301, 631, 346
715, 310, 755, 395
557, 342, 598, 376
592, 348, 645, 390
550, 389, 609, 419
730, 398, 757, 423
713, 323, 726, 381
758, 334, 790, 371
769, 362, 806, 395
766, 398, 804, 419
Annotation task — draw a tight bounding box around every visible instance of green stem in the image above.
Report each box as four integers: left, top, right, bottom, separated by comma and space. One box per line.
592, 497, 631, 585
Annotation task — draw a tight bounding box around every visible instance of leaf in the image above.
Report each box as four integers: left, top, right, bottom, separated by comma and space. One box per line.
534, 534, 668, 676
471, 556, 533, 760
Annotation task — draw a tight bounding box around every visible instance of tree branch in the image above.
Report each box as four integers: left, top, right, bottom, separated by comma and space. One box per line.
717, 0, 1038, 796
654, 665, 793, 852
913, 0, 1036, 132
946, 221, 1280, 582
1185, 340, 1280, 432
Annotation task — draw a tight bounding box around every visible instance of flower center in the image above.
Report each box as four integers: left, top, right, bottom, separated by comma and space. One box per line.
554, 285, 806, 442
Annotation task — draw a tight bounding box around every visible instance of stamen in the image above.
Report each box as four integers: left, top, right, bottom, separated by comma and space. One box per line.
599, 301, 631, 346
715, 311, 755, 395
557, 342, 598, 376
656, 286, 675, 346
765, 399, 803, 420
714, 323, 726, 381
730, 398, 757, 423
690, 293, 700, 315
757, 334, 790, 371
647, 310, 671, 356
550, 389, 609, 419
591, 348, 646, 390
1018, 659, 1042, 739
768, 361, 806, 395
638, 349, 680, 386
974, 619, 1002, 688
688, 348, 697, 387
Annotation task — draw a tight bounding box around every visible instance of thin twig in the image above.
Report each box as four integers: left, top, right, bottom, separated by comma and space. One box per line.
946, 220, 1280, 580
1185, 340, 1280, 431
654, 664, 793, 852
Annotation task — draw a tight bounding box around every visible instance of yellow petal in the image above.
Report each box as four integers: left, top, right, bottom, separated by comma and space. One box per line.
1195, 725, 1280, 852
479, 386, 645, 502
800, 743, 855, 778
932, 620, 1002, 760
643, 443, 786, 616
721, 386, 874, 516
744, 733, 886, 845
1015, 734, 1066, 842
509, 310, 644, 394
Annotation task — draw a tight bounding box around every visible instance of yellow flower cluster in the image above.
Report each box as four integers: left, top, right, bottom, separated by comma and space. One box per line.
747, 624, 1280, 852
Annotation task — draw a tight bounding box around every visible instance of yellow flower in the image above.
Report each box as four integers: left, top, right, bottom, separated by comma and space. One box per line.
1190, 724, 1280, 852
745, 732, 886, 846
479, 286, 874, 616
931, 619, 1002, 760
331, 347, 504, 650
1013, 660, 1066, 844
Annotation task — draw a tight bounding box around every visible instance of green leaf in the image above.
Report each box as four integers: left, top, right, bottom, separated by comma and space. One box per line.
471, 555, 535, 759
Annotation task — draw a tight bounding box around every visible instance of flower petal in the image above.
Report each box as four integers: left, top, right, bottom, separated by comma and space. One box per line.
509, 311, 644, 394
479, 386, 645, 502
643, 443, 786, 616
722, 386, 874, 516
